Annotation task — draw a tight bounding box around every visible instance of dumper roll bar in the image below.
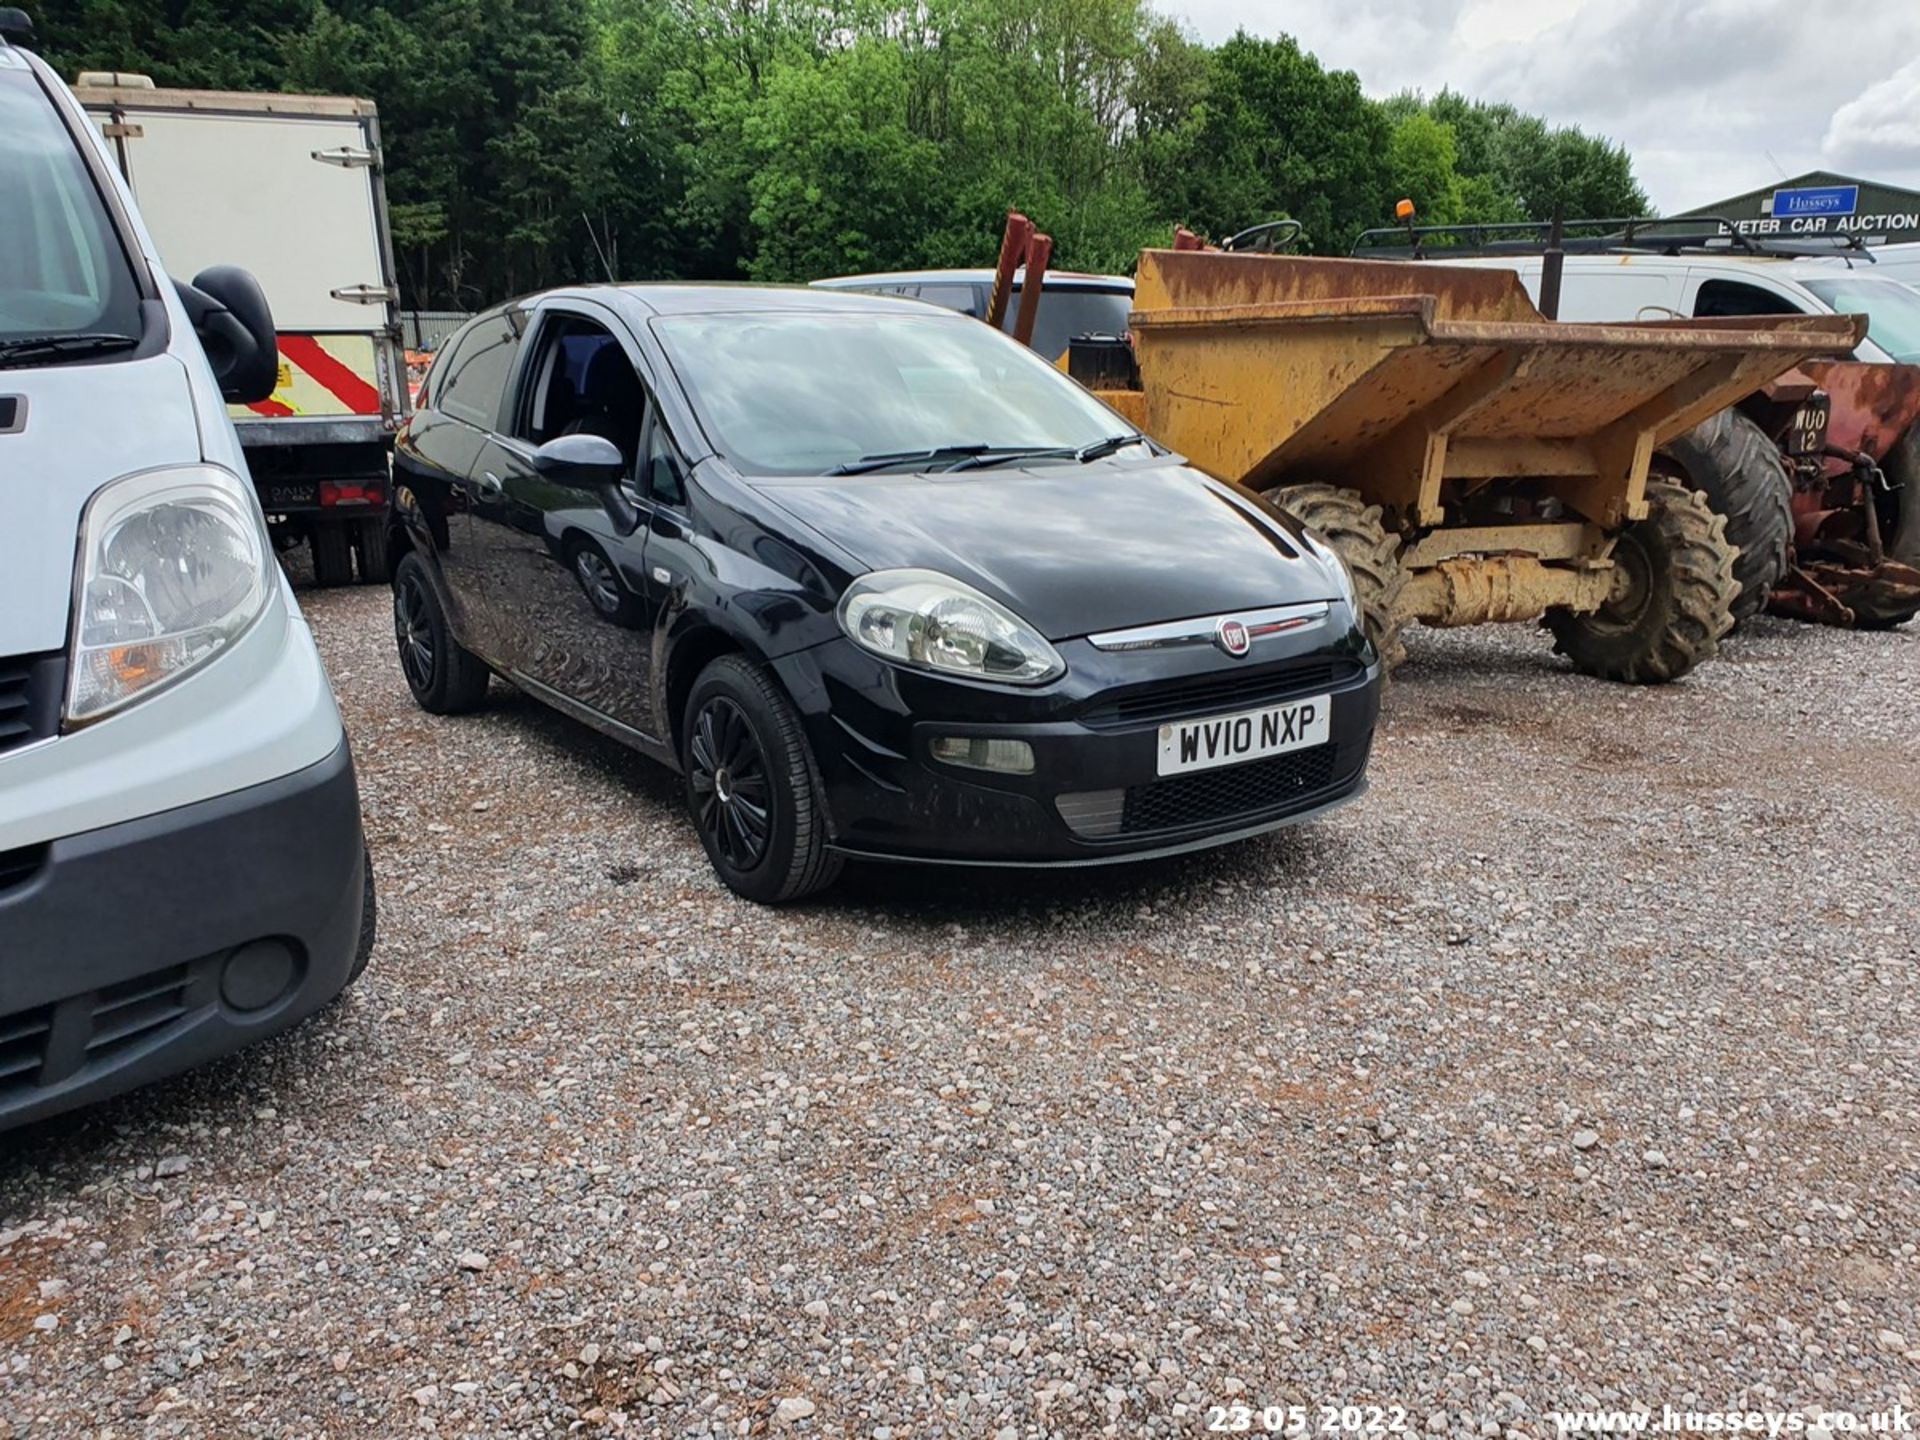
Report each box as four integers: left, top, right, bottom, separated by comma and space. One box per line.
1352, 217, 1877, 264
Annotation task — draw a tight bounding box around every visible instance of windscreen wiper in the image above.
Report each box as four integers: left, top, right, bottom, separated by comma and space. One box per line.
826, 444, 994, 476
0, 332, 140, 368
942, 434, 1147, 472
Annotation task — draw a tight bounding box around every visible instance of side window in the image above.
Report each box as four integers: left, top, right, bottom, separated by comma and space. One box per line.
436, 310, 524, 429
1692, 279, 1806, 319
642, 414, 687, 508
513, 311, 647, 471
913, 284, 982, 317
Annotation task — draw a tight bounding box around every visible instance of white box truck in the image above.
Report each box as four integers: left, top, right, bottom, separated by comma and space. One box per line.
74, 74, 408, 585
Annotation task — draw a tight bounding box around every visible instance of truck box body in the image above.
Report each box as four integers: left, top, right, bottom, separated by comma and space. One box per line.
75, 80, 406, 584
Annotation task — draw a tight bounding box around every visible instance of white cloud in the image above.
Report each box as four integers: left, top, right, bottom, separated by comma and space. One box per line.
1823, 56, 1920, 173
1156, 0, 1920, 212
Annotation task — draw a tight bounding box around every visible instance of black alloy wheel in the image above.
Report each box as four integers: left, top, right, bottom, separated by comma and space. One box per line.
680, 655, 842, 903
688, 695, 772, 871
393, 568, 435, 694
391, 552, 492, 714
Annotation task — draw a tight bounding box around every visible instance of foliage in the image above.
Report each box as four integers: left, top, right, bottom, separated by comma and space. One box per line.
28, 0, 1653, 305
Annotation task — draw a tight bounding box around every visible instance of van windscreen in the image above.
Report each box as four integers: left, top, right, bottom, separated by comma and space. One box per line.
0, 68, 144, 354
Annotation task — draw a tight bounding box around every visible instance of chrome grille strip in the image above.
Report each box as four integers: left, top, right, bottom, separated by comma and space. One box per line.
1086, 600, 1331, 653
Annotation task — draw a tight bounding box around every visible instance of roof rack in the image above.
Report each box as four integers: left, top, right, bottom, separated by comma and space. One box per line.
1351, 216, 1877, 264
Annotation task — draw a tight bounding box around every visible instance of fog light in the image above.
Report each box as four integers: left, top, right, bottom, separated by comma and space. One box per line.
220, 938, 301, 1012
930, 736, 1035, 775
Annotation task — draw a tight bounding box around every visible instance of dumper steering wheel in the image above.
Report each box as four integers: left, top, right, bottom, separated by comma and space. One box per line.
1222, 220, 1305, 255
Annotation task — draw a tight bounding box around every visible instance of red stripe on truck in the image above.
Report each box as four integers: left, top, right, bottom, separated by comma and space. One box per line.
279, 333, 382, 415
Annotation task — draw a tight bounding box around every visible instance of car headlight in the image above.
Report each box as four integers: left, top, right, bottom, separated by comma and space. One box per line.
838, 568, 1063, 685
66, 464, 272, 725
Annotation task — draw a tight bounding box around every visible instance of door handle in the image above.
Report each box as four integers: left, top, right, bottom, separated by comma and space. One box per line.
475, 471, 504, 500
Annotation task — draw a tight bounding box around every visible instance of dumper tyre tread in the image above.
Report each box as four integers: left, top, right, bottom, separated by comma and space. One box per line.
1264, 483, 1408, 673
1655, 408, 1791, 624
1546, 477, 1736, 684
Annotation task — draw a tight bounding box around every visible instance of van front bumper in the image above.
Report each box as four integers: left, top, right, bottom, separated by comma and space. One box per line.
0, 736, 369, 1132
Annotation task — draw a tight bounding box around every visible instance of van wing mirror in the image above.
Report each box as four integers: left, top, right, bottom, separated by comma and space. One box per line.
175, 267, 278, 404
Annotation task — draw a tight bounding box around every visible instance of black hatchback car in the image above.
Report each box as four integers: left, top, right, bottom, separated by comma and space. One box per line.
387, 285, 1379, 901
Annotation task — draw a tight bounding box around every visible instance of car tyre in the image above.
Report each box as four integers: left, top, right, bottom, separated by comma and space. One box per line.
682, 655, 842, 904
349, 846, 376, 983
392, 552, 490, 714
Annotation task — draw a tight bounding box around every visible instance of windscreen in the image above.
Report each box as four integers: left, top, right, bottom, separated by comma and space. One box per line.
0, 68, 143, 345
1803, 276, 1920, 365
654, 309, 1133, 475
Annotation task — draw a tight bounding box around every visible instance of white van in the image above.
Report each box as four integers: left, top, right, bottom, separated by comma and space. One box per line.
1440, 249, 1920, 365
0, 15, 373, 1130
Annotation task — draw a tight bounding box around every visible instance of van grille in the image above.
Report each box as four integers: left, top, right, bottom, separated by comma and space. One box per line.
0, 963, 202, 1102
0, 652, 63, 755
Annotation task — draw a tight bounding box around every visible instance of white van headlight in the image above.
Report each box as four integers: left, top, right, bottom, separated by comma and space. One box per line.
66, 465, 272, 724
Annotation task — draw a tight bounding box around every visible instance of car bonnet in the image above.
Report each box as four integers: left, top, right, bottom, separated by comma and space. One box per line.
752, 460, 1341, 641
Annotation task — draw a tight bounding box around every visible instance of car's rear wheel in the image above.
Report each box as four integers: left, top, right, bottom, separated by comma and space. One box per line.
682, 655, 842, 903
392, 552, 490, 714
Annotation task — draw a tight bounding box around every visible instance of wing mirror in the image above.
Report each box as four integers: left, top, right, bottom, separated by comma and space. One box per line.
174, 266, 278, 404
533, 434, 638, 534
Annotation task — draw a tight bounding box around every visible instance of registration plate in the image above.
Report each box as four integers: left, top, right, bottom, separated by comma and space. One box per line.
1786, 395, 1830, 457
1157, 695, 1330, 777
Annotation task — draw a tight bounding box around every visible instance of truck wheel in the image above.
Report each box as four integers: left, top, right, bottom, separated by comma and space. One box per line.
312, 522, 355, 588
1547, 477, 1737, 683
1263, 482, 1408, 672
393, 552, 491, 713
1656, 408, 1791, 624
353, 517, 392, 585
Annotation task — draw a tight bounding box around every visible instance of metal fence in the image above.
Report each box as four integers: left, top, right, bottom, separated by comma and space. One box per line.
399, 309, 471, 352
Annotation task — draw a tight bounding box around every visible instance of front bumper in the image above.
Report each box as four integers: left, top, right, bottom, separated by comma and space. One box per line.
0, 736, 368, 1131
774, 630, 1380, 866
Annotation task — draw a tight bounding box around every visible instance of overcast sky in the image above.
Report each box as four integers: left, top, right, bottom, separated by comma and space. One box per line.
1160, 0, 1920, 213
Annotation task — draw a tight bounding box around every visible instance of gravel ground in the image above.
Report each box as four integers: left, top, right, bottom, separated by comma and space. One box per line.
3, 579, 1918, 1439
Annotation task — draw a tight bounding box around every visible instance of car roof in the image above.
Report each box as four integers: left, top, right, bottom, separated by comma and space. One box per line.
520, 282, 966, 319
813, 268, 1133, 291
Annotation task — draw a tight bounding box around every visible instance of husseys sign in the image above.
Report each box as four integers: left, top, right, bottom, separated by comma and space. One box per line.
1675, 171, 1920, 242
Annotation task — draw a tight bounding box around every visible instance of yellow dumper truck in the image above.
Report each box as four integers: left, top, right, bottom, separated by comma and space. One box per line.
1074, 246, 1864, 682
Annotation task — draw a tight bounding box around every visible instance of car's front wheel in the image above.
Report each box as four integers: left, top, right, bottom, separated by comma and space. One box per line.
682, 655, 842, 903
392, 552, 491, 714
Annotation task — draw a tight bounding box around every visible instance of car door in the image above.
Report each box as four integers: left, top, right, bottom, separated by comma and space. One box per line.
415, 307, 528, 664
468, 300, 662, 736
